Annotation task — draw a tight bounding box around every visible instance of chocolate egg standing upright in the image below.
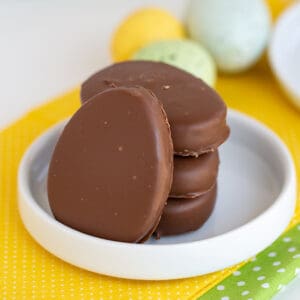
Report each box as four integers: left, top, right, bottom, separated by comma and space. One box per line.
48, 87, 173, 243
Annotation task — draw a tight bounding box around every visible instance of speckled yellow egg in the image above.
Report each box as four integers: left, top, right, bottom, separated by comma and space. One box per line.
111, 7, 185, 62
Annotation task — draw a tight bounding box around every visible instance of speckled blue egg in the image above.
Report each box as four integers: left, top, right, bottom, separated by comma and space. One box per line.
187, 0, 271, 73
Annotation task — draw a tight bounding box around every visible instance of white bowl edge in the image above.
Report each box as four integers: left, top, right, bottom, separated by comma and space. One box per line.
18, 109, 297, 280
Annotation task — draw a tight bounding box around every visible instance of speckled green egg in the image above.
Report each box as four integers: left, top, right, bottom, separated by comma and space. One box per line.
132, 39, 216, 86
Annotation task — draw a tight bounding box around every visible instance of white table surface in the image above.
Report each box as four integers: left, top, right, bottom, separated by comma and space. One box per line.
1, 1, 299, 299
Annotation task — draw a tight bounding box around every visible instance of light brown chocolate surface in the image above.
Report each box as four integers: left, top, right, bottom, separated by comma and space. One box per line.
171, 151, 219, 198
81, 61, 229, 156
155, 184, 217, 238
48, 86, 173, 243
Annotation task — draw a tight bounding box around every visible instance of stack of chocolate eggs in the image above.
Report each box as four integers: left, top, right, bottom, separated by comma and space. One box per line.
48, 61, 229, 243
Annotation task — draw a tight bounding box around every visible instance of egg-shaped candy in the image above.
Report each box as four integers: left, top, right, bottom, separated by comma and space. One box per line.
111, 7, 185, 62
132, 39, 216, 86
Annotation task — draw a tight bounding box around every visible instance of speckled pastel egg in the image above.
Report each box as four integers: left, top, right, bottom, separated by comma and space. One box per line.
187, 0, 271, 73
132, 40, 216, 86
111, 7, 185, 62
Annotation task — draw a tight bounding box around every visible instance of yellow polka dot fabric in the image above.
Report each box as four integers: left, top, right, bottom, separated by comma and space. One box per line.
0, 61, 299, 299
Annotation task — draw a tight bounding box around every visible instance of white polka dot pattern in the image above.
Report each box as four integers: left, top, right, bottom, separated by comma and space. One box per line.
199, 223, 300, 299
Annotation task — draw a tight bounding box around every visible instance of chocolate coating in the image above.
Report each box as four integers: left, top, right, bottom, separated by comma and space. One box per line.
81, 61, 229, 156
48, 87, 173, 243
171, 151, 219, 198
155, 184, 217, 238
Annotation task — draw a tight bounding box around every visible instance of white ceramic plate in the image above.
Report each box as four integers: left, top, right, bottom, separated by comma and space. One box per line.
269, 2, 300, 109
18, 109, 296, 280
